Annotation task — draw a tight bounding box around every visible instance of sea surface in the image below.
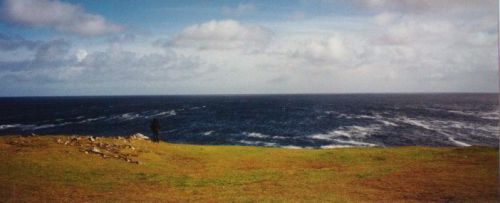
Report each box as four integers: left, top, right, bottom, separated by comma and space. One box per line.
0, 94, 498, 148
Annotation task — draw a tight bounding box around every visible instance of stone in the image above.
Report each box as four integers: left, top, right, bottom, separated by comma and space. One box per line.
91, 147, 102, 154
89, 136, 96, 142
129, 133, 149, 140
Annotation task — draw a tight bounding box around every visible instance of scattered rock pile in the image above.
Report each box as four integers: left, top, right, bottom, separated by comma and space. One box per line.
54, 135, 145, 164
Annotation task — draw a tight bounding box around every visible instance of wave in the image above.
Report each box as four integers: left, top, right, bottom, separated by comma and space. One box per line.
202, 131, 214, 136
448, 109, 499, 120
147, 110, 177, 118
478, 110, 499, 120
238, 140, 278, 147
243, 132, 288, 140
104, 113, 140, 121
245, 132, 268, 138
447, 137, 471, 147
310, 124, 382, 140
333, 139, 377, 147
396, 117, 433, 130
334, 112, 398, 127
308, 125, 380, 147
0, 124, 24, 130
77, 116, 106, 124
320, 145, 355, 149
281, 145, 305, 149
32, 121, 74, 130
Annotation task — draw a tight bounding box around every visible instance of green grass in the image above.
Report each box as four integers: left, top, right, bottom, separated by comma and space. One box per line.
0, 135, 498, 202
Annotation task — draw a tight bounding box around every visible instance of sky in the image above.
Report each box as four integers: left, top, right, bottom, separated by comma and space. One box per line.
0, 0, 497, 96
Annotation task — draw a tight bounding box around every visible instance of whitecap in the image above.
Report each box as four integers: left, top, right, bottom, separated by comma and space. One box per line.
333, 139, 377, 147
238, 140, 278, 147
202, 131, 214, 136
336, 114, 353, 119
77, 116, 106, 124
244, 132, 269, 139
151, 110, 177, 117
120, 113, 140, 120
448, 110, 475, 116
0, 124, 23, 130
379, 120, 398, 126
281, 145, 304, 149
397, 117, 433, 130
309, 124, 381, 141
271, 135, 288, 140
478, 110, 499, 120
448, 109, 499, 120
448, 137, 471, 147
320, 145, 353, 149
357, 115, 377, 119
31, 121, 73, 130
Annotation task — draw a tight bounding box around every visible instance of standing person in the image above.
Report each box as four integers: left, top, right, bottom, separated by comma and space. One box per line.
150, 118, 161, 142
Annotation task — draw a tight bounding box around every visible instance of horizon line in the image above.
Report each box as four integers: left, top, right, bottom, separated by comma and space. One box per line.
0, 91, 498, 98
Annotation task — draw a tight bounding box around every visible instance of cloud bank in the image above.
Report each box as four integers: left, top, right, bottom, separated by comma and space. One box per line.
168, 20, 272, 51
1, 0, 123, 36
0, 1, 496, 95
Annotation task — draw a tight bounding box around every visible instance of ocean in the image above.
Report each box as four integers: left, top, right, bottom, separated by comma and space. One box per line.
0, 94, 498, 148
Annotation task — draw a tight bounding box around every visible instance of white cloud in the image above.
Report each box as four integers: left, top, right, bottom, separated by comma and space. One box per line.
347, 0, 496, 14
222, 3, 256, 15
1, 0, 123, 36
372, 19, 455, 45
291, 35, 365, 67
75, 49, 88, 62
168, 19, 272, 51
373, 12, 399, 26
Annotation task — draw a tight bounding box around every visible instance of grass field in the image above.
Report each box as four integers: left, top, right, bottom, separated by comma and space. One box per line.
0, 135, 498, 202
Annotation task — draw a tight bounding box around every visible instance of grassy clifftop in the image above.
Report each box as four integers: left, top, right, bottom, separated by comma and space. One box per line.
0, 135, 498, 202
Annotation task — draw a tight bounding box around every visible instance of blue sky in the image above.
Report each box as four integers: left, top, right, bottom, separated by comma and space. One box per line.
0, 0, 497, 96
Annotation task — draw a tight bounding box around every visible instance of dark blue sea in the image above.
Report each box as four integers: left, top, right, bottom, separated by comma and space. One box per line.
0, 94, 498, 148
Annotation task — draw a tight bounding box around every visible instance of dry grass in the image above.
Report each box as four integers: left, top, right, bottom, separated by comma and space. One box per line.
0, 135, 498, 202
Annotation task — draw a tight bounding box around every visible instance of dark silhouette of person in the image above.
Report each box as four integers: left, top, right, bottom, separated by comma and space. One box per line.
150, 118, 161, 142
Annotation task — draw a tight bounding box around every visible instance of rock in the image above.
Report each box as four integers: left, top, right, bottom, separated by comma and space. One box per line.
89, 136, 95, 142
129, 133, 149, 140
91, 147, 102, 154
56, 138, 63, 144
